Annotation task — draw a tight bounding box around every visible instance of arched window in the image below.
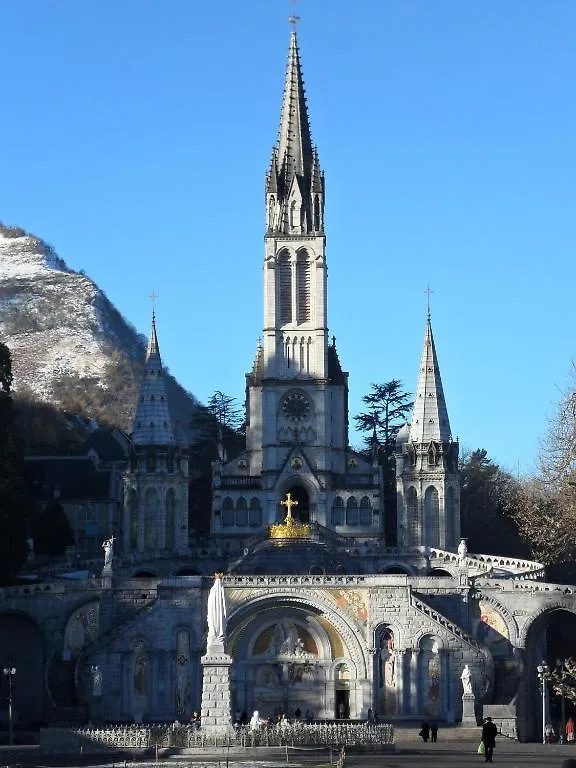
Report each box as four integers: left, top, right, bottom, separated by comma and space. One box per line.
236, 497, 248, 527
306, 337, 312, 372
144, 488, 159, 549
290, 200, 298, 230
249, 498, 262, 527
424, 486, 440, 547
406, 487, 418, 546
277, 250, 292, 326
331, 496, 344, 526
128, 489, 138, 550
313, 195, 321, 231
296, 250, 310, 323
359, 497, 372, 526
165, 488, 176, 550
285, 337, 291, 368
299, 337, 305, 369
222, 498, 234, 527
346, 497, 359, 526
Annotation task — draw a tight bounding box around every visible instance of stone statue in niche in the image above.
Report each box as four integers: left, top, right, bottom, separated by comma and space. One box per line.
91, 665, 103, 696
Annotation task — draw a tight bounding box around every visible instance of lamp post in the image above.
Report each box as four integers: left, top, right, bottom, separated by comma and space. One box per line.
537, 660, 550, 745
2, 665, 16, 746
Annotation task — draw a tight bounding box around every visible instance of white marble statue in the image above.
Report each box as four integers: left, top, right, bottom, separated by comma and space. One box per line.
457, 538, 468, 563
207, 574, 227, 648
249, 710, 264, 730
91, 665, 103, 696
461, 664, 473, 695
102, 536, 115, 568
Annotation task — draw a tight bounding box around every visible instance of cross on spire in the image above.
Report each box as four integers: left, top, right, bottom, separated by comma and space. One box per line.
288, 0, 300, 29
424, 285, 434, 318
150, 290, 159, 318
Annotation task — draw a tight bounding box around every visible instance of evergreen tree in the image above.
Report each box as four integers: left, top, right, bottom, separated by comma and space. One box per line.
0, 342, 32, 583
354, 380, 413, 543
459, 449, 527, 558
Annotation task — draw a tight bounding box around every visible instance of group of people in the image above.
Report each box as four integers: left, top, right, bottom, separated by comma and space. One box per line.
418, 717, 497, 762
418, 721, 439, 743
239, 708, 315, 730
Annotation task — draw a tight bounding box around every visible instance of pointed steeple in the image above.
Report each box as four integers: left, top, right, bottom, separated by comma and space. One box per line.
266, 28, 324, 235
131, 313, 177, 446
277, 30, 313, 181
409, 315, 452, 444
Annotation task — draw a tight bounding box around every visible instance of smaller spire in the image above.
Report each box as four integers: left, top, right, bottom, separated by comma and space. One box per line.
408, 314, 452, 444
131, 310, 176, 447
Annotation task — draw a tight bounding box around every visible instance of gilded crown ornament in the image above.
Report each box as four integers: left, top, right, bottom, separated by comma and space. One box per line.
269, 492, 311, 540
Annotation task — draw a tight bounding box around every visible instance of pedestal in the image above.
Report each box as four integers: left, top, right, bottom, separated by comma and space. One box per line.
101, 565, 112, 589
461, 693, 477, 726
200, 646, 234, 734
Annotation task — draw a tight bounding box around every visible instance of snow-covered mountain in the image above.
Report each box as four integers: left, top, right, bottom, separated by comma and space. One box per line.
0, 223, 196, 434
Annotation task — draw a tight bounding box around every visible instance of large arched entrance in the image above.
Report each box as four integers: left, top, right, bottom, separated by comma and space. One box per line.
227, 595, 366, 721
0, 613, 45, 725
524, 608, 576, 741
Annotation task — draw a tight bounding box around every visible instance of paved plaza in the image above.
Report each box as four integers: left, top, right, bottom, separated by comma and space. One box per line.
2, 742, 576, 768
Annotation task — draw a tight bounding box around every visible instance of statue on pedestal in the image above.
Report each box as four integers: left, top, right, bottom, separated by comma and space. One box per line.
102, 536, 115, 568
207, 573, 226, 649
461, 664, 473, 695
457, 538, 468, 563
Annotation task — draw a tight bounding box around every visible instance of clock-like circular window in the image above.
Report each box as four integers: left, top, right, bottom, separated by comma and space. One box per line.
281, 392, 312, 422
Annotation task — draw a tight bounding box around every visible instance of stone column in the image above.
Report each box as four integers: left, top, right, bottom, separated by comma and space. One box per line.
410, 649, 419, 715
200, 647, 234, 734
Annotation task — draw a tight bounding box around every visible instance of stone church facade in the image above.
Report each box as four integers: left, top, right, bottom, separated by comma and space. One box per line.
0, 26, 574, 742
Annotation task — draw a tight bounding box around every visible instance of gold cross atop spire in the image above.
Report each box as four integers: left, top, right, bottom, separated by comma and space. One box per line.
280, 491, 299, 521
289, 0, 300, 29
424, 285, 434, 319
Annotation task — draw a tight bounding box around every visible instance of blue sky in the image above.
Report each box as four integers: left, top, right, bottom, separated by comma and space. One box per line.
1, 1, 575, 474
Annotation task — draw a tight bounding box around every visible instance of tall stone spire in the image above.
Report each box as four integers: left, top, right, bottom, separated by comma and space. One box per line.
409, 315, 452, 444
131, 313, 176, 446
266, 27, 324, 235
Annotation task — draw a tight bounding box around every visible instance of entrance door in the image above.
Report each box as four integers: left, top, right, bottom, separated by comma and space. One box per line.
335, 689, 350, 719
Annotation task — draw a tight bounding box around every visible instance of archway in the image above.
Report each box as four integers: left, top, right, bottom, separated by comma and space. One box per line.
524, 608, 576, 741
227, 593, 367, 721
283, 486, 310, 523
429, 568, 453, 577
0, 613, 45, 724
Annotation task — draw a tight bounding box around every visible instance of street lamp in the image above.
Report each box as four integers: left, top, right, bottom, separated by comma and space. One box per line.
537, 660, 550, 745
2, 665, 16, 746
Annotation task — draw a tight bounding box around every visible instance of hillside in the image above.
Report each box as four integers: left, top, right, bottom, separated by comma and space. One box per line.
0, 223, 197, 437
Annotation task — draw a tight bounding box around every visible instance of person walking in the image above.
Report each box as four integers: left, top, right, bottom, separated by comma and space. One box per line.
566, 717, 575, 744
419, 721, 430, 742
430, 722, 438, 742
481, 716, 498, 763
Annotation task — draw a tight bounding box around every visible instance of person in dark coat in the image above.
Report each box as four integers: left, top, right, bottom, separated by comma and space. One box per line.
481, 717, 498, 763
430, 722, 438, 742
561, 760, 576, 768
419, 721, 430, 742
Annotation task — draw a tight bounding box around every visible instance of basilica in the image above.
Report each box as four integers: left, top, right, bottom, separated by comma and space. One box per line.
1, 25, 575, 743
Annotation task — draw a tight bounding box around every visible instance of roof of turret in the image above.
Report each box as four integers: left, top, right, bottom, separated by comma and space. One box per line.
408, 315, 452, 444
131, 313, 177, 447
